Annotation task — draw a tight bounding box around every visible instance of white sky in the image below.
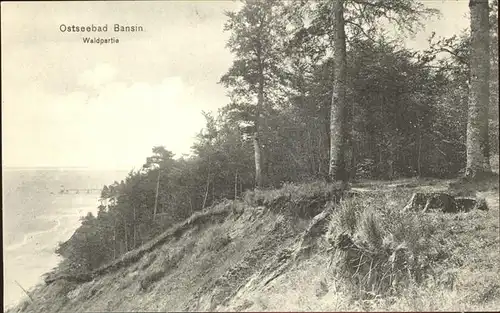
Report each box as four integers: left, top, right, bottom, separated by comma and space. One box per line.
1, 0, 470, 170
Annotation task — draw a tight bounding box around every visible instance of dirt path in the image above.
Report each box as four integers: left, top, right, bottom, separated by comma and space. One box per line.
351, 178, 452, 193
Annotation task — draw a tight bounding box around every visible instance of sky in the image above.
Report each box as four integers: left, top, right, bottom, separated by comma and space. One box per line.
1, 0, 470, 170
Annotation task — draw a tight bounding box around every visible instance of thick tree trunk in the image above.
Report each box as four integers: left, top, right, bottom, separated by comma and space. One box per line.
329, 0, 349, 183
417, 126, 422, 177
350, 136, 357, 180
253, 41, 268, 189
466, 0, 491, 177
316, 102, 330, 179
322, 104, 331, 179
349, 101, 358, 180
254, 73, 266, 188
253, 134, 263, 188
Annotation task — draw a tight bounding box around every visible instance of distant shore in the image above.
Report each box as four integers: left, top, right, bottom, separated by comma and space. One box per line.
4, 194, 101, 309
3, 166, 132, 171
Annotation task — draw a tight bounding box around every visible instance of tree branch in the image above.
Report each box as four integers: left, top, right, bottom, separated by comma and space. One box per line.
350, 0, 420, 15
436, 47, 469, 65
345, 20, 377, 43
349, 0, 401, 14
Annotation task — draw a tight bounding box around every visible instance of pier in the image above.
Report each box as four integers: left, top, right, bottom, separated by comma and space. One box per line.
58, 188, 102, 195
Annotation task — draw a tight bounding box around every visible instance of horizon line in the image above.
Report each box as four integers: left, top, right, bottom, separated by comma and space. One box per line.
3, 166, 133, 171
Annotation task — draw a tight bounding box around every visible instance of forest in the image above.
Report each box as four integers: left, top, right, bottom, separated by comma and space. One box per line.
55, 0, 499, 275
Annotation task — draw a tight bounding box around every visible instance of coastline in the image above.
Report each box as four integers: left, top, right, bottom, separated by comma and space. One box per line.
4, 197, 100, 309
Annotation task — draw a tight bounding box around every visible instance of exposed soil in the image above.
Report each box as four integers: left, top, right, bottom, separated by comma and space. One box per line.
9, 178, 499, 312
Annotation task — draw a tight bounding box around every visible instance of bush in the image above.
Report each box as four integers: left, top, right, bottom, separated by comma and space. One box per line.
326, 192, 447, 299
197, 227, 232, 254
139, 268, 166, 291
139, 250, 184, 291
140, 253, 158, 270
243, 181, 344, 218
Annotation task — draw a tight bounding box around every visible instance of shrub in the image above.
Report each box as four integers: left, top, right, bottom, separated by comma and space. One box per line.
202, 227, 232, 253
139, 268, 166, 291
243, 181, 344, 218
326, 197, 362, 239
140, 253, 158, 270
326, 192, 447, 299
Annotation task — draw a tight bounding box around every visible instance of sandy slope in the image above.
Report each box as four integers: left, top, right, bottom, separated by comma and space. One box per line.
10, 179, 500, 312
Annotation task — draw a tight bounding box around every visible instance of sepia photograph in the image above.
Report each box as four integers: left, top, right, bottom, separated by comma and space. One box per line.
2, 0, 499, 312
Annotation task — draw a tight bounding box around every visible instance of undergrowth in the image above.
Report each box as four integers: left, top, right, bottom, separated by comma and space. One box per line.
326, 190, 454, 299
139, 247, 187, 291
197, 226, 232, 254
9, 180, 498, 313
243, 181, 344, 218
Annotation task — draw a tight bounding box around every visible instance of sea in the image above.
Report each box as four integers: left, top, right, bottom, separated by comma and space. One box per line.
2, 168, 129, 310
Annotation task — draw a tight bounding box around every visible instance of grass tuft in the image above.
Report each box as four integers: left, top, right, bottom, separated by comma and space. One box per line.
326, 190, 450, 299
243, 181, 344, 218
196, 225, 232, 255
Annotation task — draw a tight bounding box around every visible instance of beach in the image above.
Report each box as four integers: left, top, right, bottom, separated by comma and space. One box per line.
3, 194, 100, 309
2, 168, 127, 309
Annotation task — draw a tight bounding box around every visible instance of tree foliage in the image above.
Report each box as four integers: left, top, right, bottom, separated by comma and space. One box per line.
57, 0, 498, 273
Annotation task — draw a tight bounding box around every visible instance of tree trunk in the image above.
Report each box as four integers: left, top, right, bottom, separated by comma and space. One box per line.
350, 136, 357, 180
466, 0, 491, 178
14, 280, 34, 303
253, 134, 263, 188
318, 132, 323, 176
113, 223, 117, 259
123, 218, 128, 252
329, 0, 349, 183
417, 126, 422, 177
153, 169, 161, 220
202, 156, 211, 209
212, 181, 215, 206
133, 206, 137, 249
321, 103, 331, 179
234, 170, 239, 199
387, 159, 394, 181
349, 101, 357, 180
307, 129, 316, 177
254, 43, 267, 188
